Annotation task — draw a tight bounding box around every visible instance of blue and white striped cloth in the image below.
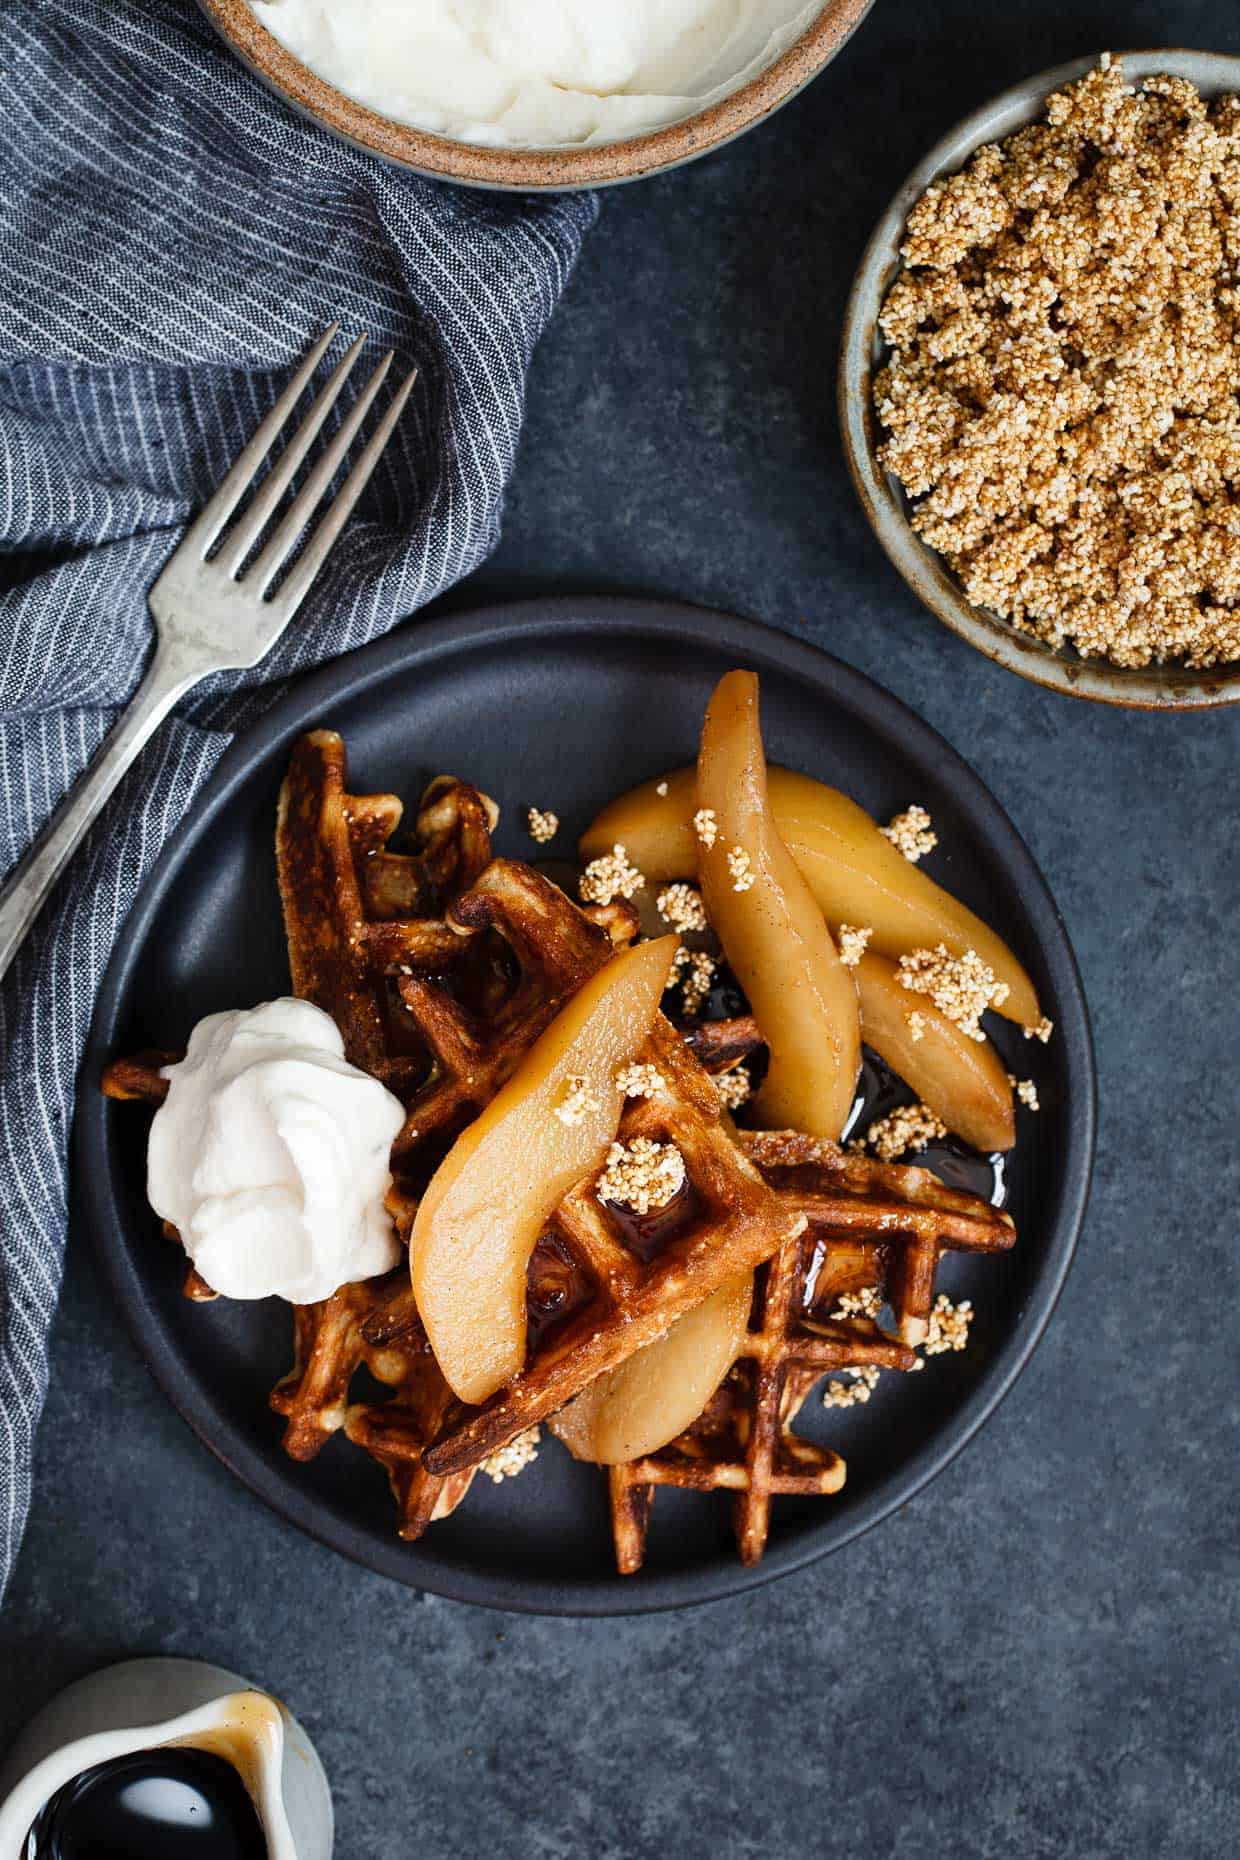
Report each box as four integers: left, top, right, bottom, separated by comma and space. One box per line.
0, 0, 596, 1596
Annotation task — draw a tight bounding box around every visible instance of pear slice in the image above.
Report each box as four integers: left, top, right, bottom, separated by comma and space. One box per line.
697, 670, 860, 1139
854, 950, 1015, 1153
581, 768, 700, 878
409, 935, 677, 1405
550, 1270, 753, 1464
580, 765, 1039, 1027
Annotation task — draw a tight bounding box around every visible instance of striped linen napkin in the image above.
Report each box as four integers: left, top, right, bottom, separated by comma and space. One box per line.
0, 0, 596, 1596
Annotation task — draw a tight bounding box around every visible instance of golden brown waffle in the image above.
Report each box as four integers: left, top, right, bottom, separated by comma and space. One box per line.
99, 1049, 476, 1535
420, 1000, 809, 1475
97, 1060, 220, 1302
272, 1270, 475, 1539
607, 1243, 912, 1574
276, 727, 498, 1095
604, 1131, 1014, 1572
740, 1129, 1014, 1346
102, 729, 504, 1537
97, 1051, 179, 1101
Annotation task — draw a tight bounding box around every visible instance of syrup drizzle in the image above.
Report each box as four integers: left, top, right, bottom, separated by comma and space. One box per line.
602, 1177, 705, 1265
525, 1231, 596, 1358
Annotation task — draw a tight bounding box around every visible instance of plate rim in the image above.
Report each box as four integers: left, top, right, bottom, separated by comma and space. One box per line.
74, 596, 1096, 1616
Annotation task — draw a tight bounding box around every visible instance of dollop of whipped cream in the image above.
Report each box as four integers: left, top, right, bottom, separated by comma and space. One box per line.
148, 999, 405, 1303
252, 0, 823, 149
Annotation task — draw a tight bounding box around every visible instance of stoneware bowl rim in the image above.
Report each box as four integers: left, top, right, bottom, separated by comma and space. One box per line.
196, 0, 875, 192
839, 48, 1240, 711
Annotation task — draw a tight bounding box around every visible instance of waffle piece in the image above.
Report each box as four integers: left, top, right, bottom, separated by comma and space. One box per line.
104, 1034, 476, 1534
98, 1050, 178, 1101
421, 1001, 808, 1478
740, 1129, 1014, 1346
276, 728, 498, 1092
682, 1015, 763, 1076
684, 1010, 1014, 1343
384, 858, 639, 1233
102, 1042, 475, 1533
102, 729, 498, 1120
98, 1057, 219, 1300
608, 1229, 914, 1572
605, 1131, 1014, 1571
102, 730, 499, 1293
272, 1269, 474, 1538
102, 732, 502, 1535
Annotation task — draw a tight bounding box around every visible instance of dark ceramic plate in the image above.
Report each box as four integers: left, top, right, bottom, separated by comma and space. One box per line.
76, 598, 1094, 1615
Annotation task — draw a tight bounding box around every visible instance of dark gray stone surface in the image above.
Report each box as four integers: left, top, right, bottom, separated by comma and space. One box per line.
4, 2, 1239, 1854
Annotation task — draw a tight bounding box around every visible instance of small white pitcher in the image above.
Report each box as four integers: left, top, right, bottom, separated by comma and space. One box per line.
0, 1657, 332, 1859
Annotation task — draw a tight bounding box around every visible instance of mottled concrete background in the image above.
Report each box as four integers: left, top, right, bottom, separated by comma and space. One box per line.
4, 2, 1238, 1854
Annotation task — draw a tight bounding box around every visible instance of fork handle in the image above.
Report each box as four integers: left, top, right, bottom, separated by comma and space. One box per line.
0, 639, 200, 986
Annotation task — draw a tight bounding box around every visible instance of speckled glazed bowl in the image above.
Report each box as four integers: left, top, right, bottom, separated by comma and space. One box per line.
840, 50, 1240, 711
196, 0, 874, 190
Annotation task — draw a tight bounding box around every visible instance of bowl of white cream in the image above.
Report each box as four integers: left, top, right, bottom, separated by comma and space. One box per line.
197, 0, 876, 189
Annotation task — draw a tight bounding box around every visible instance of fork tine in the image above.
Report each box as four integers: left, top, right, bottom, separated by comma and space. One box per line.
183, 324, 339, 560
268, 369, 418, 622
246, 351, 396, 596
215, 332, 367, 577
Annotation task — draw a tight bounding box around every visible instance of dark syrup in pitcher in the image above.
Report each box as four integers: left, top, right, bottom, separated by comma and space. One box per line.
27, 1748, 268, 1860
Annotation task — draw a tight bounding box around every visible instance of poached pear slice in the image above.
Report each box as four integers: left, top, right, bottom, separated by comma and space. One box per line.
697, 670, 860, 1139
854, 950, 1015, 1153
409, 935, 677, 1405
549, 1270, 753, 1464
579, 764, 1040, 1028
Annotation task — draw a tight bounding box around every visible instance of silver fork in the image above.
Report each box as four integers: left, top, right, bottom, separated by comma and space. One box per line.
0, 326, 416, 984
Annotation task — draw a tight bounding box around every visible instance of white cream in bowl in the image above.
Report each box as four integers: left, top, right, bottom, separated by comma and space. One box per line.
250, 0, 825, 149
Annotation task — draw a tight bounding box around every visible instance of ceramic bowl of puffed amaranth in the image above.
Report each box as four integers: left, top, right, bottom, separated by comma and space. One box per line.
195, 0, 875, 191
840, 49, 1240, 711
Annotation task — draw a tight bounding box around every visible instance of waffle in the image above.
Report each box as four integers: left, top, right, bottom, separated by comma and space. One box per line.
102, 747, 659, 1540
276, 727, 498, 1095
740, 1129, 1014, 1345
603, 1130, 1014, 1571
96, 1059, 221, 1302
94, 1170, 479, 1531
100, 1040, 474, 1532
684, 1008, 1014, 1345
415, 872, 808, 1477
272, 1269, 475, 1539
102, 729, 504, 1536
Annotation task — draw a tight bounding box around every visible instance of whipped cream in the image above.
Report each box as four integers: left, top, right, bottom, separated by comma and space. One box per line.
148, 999, 405, 1303
252, 0, 824, 149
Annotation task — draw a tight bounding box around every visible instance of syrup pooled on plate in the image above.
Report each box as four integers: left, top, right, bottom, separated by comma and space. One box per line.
26, 1748, 267, 1860
846, 1046, 1008, 1208
668, 951, 1006, 1207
